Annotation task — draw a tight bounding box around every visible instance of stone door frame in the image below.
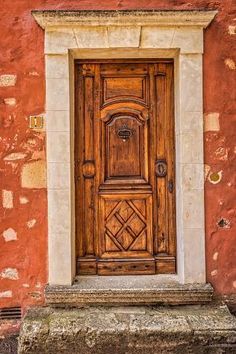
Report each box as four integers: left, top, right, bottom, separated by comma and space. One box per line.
33, 10, 217, 285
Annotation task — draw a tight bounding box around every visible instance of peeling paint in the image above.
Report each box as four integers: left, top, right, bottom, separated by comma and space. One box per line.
22, 284, 30, 288
21, 160, 46, 189
0, 290, 12, 298
204, 164, 211, 181
4, 152, 27, 161
0, 74, 16, 87
213, 252, 219, 261
0, 268, 19, 280
228, 25, 236, 35
204, 112, 220, 132
224, 58, 236, 70
28, 71, 39, 76
3, 98, 16, 106
2, 190, 13, 208
233, 281, 236, 289
19, 196, 29, 204
27, 219, 36, 228
214, 147, 228, 161
211, 270, 218, 276
2, 228, 17, 242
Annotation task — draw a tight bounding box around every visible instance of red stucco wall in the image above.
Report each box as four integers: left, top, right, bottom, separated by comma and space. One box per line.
0, 0, 235, 311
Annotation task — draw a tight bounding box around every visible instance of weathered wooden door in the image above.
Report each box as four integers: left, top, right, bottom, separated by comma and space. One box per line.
75, 60, 176, 275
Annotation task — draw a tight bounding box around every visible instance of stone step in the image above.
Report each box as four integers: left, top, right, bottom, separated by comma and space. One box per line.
18, 304, 236, 354
45, 275, 213, 306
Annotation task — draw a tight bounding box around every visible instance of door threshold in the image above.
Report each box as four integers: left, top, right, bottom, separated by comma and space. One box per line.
45, 275, 213, 306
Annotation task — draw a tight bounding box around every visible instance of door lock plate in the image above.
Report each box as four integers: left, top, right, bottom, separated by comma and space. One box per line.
155, 159, 167, 177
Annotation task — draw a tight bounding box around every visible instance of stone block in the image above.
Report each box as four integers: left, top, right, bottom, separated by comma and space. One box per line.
173, 28, 203, 53
184, 228, 206, 282
183, 190, 204, 229
18, 304, 236, 354
48, 162, 70, 189
47, 190, 70, 234
180, 54, 203, 112
182, 164, 204, 190
74, 26, 108, 48
46, 78, 69, 110
45, 280, 213, 306
48, 232, 73, 285
141, 27, 174, 48
21, 160, 46, 189
180, 111, 203, 133
47, 132, 70, 163
46, 55, 69, 79
108, 26, 140, 47
45, 28, 77, 54
179, 131, 203, 164
46, 110, 70, 132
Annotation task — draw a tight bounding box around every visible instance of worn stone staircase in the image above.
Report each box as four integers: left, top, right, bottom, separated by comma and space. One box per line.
18, 276, 236, 354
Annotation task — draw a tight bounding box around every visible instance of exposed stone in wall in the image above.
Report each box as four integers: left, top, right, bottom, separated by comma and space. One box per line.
2, 228, 17, 242
224, 58, 236, 70
4, 98, 16, 106
19, 196, 29, 204
204, 112, 220, 132
2, 190, 13, 209
0, 291, 12, 298
0, 75, 16, 87
27, 219, 36, 228
0, 268, 19, 280
4, 153, 27, 161
21, 160, 46, 189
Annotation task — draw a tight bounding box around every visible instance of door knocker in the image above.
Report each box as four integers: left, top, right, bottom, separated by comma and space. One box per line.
116, 125, 134, 142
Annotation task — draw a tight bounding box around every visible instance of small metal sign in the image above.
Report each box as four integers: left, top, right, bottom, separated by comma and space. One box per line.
29, 116, 44, 129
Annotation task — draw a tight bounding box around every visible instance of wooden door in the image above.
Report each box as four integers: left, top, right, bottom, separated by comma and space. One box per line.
75, 60, 176, 275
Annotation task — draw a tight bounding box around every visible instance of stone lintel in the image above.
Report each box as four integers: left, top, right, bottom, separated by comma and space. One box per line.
32, 10, 217, 29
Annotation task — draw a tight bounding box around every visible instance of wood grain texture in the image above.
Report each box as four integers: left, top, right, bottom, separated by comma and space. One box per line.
75, 60, 176, 275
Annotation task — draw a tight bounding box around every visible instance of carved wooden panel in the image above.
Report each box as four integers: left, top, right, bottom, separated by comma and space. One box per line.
99, 195, 152, 257
75, 60, 176, 276
103, 77, 146, 103
105, 115, 143, 178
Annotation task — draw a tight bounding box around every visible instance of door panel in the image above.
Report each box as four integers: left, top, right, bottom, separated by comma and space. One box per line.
75, 60, 176, 276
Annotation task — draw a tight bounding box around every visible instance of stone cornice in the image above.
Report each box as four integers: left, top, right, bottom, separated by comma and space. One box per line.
32, 10, 217, 29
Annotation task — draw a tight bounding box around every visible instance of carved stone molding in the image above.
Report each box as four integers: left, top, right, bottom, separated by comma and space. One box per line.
32, 10, 217, 28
